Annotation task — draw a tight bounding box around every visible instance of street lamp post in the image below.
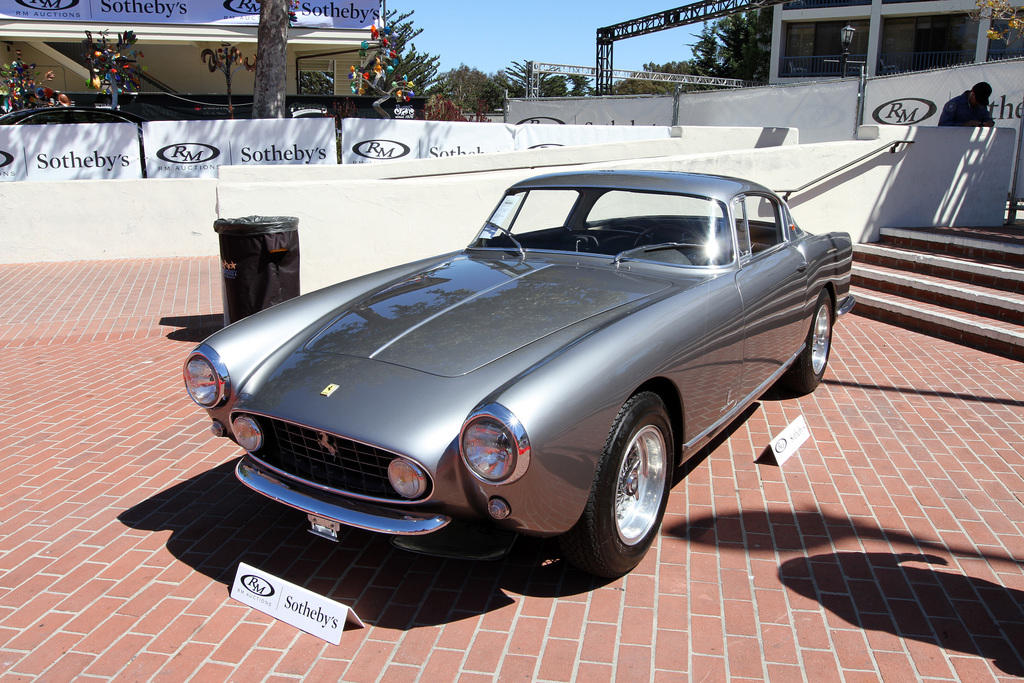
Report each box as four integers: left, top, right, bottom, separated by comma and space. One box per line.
840, 24, 856, 78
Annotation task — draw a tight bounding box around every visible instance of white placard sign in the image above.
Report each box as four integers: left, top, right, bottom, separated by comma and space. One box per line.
231, 562, 363, 644
0, 122, 143, 181
768, 415, 810, 466
143, 118, 337, 178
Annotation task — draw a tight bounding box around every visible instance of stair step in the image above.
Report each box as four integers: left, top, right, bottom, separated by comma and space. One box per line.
853, 243, 1024, 294
850, 286, 1024, 361
879, 227, 1024, 267
852, 262, 1024, 321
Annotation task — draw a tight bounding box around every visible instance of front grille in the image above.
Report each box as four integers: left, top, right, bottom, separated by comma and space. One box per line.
251, 417, 413, 501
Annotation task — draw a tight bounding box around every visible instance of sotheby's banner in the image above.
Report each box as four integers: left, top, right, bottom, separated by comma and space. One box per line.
0, 122, 142, 181
143, 118, 337, 178
0, 0, 380, 29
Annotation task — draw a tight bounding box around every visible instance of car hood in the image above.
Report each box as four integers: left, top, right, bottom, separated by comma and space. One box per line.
302, 254, 672, 376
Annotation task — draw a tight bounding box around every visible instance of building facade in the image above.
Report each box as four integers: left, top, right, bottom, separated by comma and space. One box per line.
1, 1, 380, 109
769, 0, 1024, 82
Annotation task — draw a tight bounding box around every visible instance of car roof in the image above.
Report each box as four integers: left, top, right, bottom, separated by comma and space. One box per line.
506, 170, 775, 200
0, 107, 147, 125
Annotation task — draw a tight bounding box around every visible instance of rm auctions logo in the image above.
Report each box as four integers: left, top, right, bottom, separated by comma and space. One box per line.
872, 98, 937, 125
517, 116, 566, 125
15, 0, 79, 9
223, 0, 258, 14
0, 150, 14, 168
352, 139, 411, 160
156, 142, 221, 164
239, 574, 275, 598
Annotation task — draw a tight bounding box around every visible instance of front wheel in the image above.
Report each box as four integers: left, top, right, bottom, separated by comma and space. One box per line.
559, 392, 674, 578
779, 289, 834, 395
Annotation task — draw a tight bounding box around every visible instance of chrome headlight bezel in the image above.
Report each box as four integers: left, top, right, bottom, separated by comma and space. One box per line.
460, 403, 531, 484
183, 345, 230, 408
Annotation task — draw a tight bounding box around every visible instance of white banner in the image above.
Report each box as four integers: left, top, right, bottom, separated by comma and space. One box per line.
143, 118, 337, 178
862, 61, 1023, 196
513, 123, 670, 150
339, 119, 515, 164
508, 95, 675, 127
676, 81, 861, 144
0, 122, 142, 181
0, 0, 380, 29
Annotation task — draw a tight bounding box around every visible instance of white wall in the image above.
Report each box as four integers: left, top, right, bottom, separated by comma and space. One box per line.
0, 124, 1014, 297
0, 178, 219, 261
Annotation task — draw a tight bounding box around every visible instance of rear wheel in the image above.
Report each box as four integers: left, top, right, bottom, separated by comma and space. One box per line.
559, 392, 673, 578
780, 289, 833, 394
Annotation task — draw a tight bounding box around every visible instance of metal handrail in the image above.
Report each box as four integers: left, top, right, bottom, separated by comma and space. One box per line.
777, 140, 914, 201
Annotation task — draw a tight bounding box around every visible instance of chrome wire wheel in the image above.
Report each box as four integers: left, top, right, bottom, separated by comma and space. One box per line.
615, 424, 668, 545
810, 303, 832, 376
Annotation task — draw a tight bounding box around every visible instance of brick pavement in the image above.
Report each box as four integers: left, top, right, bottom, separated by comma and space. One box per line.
0, 257, 1022, 682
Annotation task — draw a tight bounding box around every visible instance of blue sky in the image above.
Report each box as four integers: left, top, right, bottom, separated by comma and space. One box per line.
392, 1, 703, 76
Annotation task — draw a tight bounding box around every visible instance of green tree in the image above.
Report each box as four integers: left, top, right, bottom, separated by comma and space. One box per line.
613, 61, 692, 95
432, 64, 497, 112
689, 11, 771, 83
497, 60, 574, 98
385, 9, 441, 93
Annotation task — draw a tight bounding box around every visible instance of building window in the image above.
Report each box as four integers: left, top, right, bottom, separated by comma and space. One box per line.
781, 20, 869, 76
878, 15, 979, 73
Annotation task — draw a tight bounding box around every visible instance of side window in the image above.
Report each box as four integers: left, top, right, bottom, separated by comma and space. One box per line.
745, 195, 783, 252
733, 198, 751, 258
735, 194, 784, 258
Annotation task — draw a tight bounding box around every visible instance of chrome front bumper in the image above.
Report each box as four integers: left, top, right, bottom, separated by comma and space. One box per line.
236, 457, 451, 536
837, 294, 856, 318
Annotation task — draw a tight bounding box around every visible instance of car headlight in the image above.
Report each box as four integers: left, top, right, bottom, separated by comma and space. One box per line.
460, 404, 530, 483
232, 415, 263, 452
183, 346, 229, 407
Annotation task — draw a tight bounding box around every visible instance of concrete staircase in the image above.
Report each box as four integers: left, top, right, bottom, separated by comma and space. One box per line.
850, 226, 1024, 361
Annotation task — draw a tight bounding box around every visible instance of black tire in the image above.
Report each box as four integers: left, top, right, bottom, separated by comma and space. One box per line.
780, 289, 834, 395
559, 392, 674, 578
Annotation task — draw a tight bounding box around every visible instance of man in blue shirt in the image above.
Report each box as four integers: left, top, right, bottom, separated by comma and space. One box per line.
938, 82, 995, 127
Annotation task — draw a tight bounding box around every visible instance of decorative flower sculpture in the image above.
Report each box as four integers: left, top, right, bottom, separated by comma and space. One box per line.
201, 44, 255, 118
1, 51, 63, 112
347, 23, 415, 118
82, 30, 144, 98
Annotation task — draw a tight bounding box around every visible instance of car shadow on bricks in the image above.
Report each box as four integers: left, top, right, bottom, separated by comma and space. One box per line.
118, 459, 608, 629
664, 509, 1024, 677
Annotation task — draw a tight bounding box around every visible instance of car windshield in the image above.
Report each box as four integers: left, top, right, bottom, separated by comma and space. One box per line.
470, 187, 733, 267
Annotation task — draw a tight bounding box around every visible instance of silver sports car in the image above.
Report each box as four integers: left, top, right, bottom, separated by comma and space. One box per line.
184, 170, 854, 578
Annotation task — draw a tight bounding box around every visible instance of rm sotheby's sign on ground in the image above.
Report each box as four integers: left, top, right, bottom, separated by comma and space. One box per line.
230, 562, 363, 644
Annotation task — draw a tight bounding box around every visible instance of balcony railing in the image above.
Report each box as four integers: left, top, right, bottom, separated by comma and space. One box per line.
782, 0, 870, 8
876, 50, 975, 74
779, 54, 868, 77
987, 49, 1024, 62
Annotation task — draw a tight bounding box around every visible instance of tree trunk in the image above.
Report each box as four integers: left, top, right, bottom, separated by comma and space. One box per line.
253, 0, 289, 118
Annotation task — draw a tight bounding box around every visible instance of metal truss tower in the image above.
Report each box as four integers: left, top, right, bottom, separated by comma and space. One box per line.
528, 62, 753, 97
595, 0, 787, 95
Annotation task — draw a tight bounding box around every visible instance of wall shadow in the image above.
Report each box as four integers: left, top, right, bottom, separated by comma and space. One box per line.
781, 552, 1024, 676
160, 314, 224, 342
665, 508, 1024, 676
118, 459, 608, 630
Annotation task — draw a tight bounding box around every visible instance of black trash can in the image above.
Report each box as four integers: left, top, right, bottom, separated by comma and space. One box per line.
214, 215, 300, 324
